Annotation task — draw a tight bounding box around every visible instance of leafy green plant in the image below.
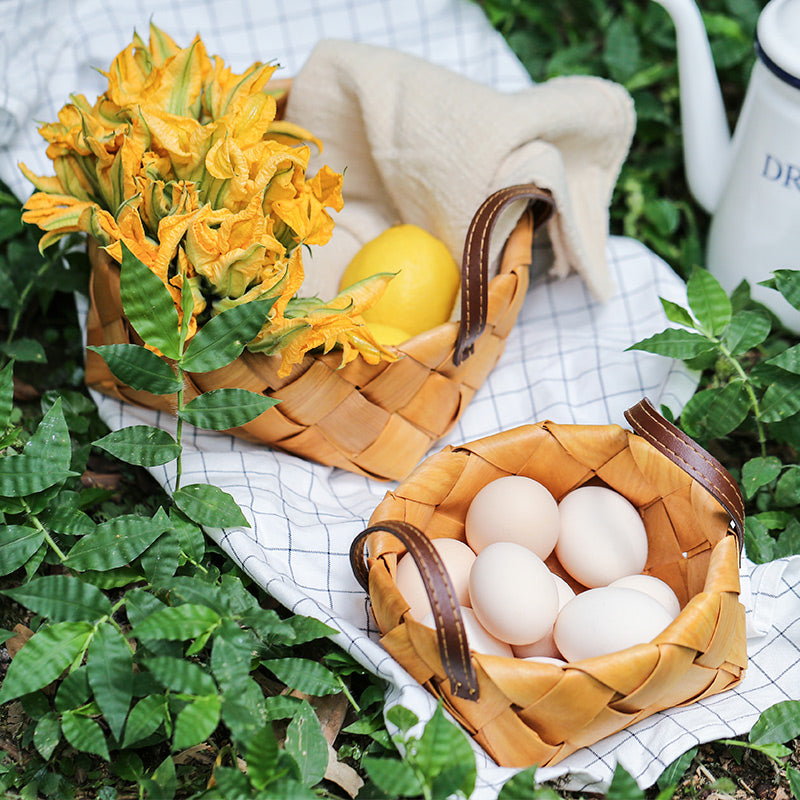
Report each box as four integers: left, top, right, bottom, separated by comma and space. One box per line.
629, 269, 800, 562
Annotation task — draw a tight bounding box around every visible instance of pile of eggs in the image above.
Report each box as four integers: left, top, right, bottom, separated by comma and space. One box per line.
395, 476, 681, 664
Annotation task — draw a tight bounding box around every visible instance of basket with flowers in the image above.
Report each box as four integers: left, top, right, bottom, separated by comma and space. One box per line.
20, 25, 554, 480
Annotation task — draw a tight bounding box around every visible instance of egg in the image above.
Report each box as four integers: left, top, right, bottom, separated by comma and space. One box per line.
396, 538, 476, 620
469, 541, 559, 645
553, 586, 675, 662
465, 475, 560, 559
522, 656, 567, 667
512, 575, 576, 659
555, 485, 648, 587
608, 573, 681, 618
420, 607, 513, 658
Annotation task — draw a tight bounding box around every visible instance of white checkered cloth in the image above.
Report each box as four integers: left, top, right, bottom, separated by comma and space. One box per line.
3, 1, 799, 795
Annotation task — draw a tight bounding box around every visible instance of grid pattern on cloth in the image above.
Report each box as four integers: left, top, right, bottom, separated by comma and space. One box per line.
3, 1, 800, 795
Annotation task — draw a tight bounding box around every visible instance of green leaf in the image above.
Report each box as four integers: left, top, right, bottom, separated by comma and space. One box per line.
657, 746, 697, 790
145, 655, 217, 696
65, 513, 168, 570
387, 705, 419, 735
61, 712, 110, 761
775, 466, 800, 507
498, 766, 562, 799
0, 399, 74, 496
34, 712, 62, 760
288, 615, 337, 645
170, 508, 206, 563
180, 296, 276, 373
211, 619, 254, 689
55, 665, 91, 711
140, 530, 181, 584
416, 704, 476, 795
87, 622, 133, 741
603, 16, 640, 83
679, 382, 750, 440
687, 269, 732, 335
262, 658, 341, 696
659, 298, 694, 328
766, 342, 800, 375
142, 755, 177, 800
362, 756, 423, 797
743, 515, 776, 564
88, 344, 182, 395
40, 505, 96, 536
246, 724, 281, 791
763, 269, 800, 311
1, 338, 47, 363
0, 621, 94, 703
221, 677, 269, 746
606, 763, 646, 799
119, 242, 181, 360
179, 387, 278, 430
93, 425, 181, 467
627, 328, 716, 360
134, 603, 221, 642
173, 483, 249, 528
643, 198, 679, 237
2, 575, 111, 622
787, 765, 800, 799
723, 311, 771, 355
741, 457, 782, 500
760, 373, 800, 423
749, 700, 800, 745
0, 525, 45, 575
173, 694, 222, 750
0, 361, 14, 430
284, 700, 329, 786
123, 694, 168, 747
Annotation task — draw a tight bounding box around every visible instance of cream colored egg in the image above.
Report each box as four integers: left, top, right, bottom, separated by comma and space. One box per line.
465, 475, 560, 559
421, 607, 513, 658
609, 574, 681, 618
396, 538, 476, 620
556, 486, 648, 588
522, 656, 567, 666
469, 541, 559, 645
512, 575, 576, 659
553, 586, 675, 662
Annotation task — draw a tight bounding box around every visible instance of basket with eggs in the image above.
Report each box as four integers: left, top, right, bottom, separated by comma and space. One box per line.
350, 398, 746, 767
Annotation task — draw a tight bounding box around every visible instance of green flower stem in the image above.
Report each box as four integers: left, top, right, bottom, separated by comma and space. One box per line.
717, 340, 768, 457
175, 372, 185, 492
22, 500, 67, 561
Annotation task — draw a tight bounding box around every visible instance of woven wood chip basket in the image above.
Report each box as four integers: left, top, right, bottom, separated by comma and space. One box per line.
84, 182, 554, 481
350, 398, 747, 768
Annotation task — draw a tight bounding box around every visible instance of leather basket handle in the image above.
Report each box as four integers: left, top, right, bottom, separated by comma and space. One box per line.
624, 397, 745, 551
350, 399, 745, 703
454, 185, 555, 366
349, 520, 479, 700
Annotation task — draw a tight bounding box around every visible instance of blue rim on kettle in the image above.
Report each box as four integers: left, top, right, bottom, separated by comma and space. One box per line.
755, 34, 800, 90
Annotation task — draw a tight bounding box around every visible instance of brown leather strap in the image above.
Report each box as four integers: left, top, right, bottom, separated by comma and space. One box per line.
454, 185, 555, 366
624, 398, 745, 552
350, 520, 479, 699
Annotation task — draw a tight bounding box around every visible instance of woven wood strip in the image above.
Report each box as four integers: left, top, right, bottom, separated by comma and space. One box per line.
362, 420, 746, 767
84, 203, 540, 481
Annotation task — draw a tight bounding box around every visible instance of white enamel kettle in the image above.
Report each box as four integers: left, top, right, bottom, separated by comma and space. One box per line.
653, 0, 800, 330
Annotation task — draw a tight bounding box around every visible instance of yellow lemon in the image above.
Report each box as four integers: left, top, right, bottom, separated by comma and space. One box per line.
364, 322, 412, 346
339, 224, 460, 337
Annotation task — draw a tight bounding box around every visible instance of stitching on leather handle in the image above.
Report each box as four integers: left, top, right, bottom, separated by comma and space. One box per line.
455, 185, 554, 365
624, 398, 745, 553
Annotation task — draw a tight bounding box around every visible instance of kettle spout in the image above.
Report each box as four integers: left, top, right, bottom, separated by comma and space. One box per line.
653, 0, 732, 213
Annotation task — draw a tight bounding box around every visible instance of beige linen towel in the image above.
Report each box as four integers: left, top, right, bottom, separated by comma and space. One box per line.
287, 39, 635, 304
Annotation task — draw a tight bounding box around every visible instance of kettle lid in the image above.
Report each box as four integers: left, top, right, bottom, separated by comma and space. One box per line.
757, 0, 800, 84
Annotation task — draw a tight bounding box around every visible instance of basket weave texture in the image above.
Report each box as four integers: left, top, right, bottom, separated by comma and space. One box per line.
85, 186, 553, 481
352, 400, 746, 767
